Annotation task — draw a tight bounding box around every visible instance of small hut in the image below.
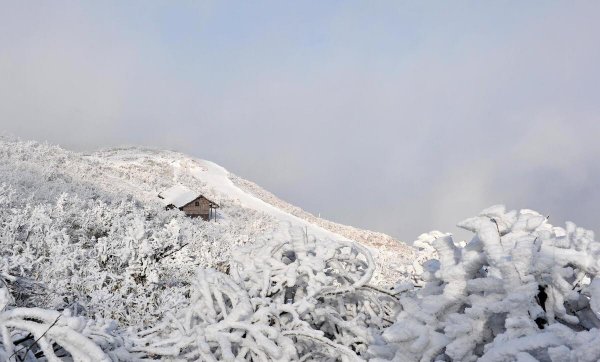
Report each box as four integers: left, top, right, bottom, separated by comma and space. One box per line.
158, 185, 219, 221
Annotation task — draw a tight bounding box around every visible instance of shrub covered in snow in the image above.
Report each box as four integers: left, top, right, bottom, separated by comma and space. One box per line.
375, 205, 600, 362
0, 272, 129, 361
0, 182, 274, 327
129, 235, 399, 361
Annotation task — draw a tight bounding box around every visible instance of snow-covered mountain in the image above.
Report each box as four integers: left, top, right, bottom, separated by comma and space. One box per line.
3, 136, 600, 361
1, 136, 414, 279
0, 136, 415, 321
94, 145, 415, 282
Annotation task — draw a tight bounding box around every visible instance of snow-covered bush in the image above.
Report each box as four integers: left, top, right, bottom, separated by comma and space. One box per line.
130, 232, 399, 361
230, 235, 398, 357
0, 179, 274, 326
0, 272, 129, 361
375, 205, 600, 362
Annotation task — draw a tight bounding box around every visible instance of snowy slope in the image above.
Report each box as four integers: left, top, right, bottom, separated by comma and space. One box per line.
98, 148, 415, 284
1, 136, 414, 284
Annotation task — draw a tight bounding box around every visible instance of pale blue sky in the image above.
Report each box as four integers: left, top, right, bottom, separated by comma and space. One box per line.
1, 1, 599, 241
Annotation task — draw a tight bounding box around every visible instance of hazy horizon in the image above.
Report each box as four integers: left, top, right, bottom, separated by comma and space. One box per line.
2, 1, 599, 242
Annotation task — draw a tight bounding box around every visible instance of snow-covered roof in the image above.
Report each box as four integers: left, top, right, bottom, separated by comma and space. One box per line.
158, 185, 199, 208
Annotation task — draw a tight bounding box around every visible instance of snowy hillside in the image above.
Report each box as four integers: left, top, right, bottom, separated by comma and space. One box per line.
91, 146, 415, 283
2, 136, 600, 361
1, 136, 413, 280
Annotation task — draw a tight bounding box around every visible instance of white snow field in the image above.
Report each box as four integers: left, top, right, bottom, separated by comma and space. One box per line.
2, 136, 600, 361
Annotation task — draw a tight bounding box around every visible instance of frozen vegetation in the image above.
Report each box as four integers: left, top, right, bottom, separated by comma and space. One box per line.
1, 136, 599, 361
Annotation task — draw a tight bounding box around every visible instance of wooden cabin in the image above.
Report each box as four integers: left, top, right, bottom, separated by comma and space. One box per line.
158, 185, 219, 221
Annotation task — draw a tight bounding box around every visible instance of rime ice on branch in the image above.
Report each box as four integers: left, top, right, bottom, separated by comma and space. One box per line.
131, 235, 399, 361
376, 205, 600, 362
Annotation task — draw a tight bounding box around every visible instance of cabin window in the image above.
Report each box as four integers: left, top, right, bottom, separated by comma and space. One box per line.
195, 201, 200, 206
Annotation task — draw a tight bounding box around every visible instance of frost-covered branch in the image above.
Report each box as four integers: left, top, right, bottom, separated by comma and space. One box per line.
374, 205, 600, 362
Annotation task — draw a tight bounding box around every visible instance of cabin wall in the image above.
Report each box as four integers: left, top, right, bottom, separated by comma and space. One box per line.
180, 197, 212, 219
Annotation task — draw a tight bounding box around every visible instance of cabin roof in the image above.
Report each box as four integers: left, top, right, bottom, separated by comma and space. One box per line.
158, 185, 220, 208
158, 184, 198, 208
